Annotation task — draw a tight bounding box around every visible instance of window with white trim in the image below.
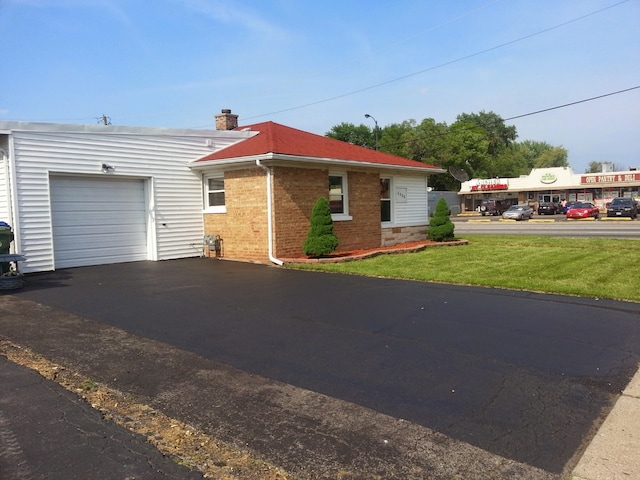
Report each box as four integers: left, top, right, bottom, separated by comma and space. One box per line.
205, 175, 226, 213
380, 177, 391, 222
328, 173, 351, 220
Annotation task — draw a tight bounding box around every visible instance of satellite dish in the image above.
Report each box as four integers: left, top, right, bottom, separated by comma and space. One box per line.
449, 166, 470, 182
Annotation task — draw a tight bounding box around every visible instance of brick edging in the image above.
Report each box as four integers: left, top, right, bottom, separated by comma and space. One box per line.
281, 239, 469, 264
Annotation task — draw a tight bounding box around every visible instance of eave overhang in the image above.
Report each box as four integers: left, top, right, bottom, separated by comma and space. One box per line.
189, 152, 445, 174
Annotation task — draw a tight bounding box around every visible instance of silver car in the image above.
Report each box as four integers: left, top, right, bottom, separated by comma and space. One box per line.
502, 205, 534, 220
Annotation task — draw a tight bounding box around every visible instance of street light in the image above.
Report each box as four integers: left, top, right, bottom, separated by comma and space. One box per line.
364, 113, 379, 150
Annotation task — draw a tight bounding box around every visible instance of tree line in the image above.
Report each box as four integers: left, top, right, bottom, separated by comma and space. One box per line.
326, 110, 569, 191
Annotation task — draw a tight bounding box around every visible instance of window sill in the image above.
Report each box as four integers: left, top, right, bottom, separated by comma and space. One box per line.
203, 207, 227, 214
331, 214, 353, 222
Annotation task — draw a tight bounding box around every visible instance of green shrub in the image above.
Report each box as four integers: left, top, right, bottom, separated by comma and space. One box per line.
428, 198, 455, 242
303, 197, 339, 257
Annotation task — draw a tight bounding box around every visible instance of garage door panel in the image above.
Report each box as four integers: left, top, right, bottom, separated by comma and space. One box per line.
52, 201, 145, 212
50, 176, 148, 269
53, 231, 147, 246
52, 225, 146, 236
52, 210, 147, 225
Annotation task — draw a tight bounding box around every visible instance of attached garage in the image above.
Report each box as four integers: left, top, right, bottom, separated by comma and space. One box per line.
50, 176, 148, 269
0, 120, 256, 273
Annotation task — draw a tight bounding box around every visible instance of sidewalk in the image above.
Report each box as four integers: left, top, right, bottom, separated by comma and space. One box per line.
571, 368, 640, 480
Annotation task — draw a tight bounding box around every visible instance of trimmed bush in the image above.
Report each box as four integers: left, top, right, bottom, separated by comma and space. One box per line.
428, 198, 455, 242
303, 197, 339, 257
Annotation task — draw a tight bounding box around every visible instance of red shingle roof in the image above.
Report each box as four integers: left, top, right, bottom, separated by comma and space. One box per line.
195, 121, 442, 171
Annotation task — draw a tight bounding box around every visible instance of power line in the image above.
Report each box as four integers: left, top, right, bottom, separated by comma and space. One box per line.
240, 0, 504, 99
243, 0, 630, 122
503, 86, 640, 121
379, 86, 640, 148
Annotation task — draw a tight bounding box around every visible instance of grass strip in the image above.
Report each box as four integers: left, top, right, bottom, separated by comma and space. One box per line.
288, 235, 640, 303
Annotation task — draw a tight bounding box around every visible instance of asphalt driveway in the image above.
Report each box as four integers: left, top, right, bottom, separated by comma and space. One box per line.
6, 257, 640, 477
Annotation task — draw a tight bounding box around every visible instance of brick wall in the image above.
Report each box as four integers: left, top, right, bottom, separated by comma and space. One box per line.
203, 168, 270, 263
205, 165, 389, 263
333, 171, 381, 251
272, 166, 326, 258
272, 167, 382, 257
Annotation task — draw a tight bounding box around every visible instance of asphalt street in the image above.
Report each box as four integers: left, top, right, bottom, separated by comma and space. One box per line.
0, 355, 205, 480
5, 257, 640, 477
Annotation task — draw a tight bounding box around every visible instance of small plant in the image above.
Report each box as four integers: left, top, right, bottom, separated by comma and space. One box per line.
428, 198, 455, 242
81, 379, 98, 392
303, 197, 339, 257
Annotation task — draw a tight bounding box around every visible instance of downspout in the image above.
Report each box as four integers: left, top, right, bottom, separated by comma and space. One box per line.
0, 147, 13, 224
255, 159, 283, 266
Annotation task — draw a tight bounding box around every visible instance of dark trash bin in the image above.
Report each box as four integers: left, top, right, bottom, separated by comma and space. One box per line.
0, 222, 15, 274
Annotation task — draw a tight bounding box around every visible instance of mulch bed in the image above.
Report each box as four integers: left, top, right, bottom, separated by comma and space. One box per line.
280, 239, 468, 264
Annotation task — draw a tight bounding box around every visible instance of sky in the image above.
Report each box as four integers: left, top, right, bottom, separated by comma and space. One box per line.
1, 0, 639, 175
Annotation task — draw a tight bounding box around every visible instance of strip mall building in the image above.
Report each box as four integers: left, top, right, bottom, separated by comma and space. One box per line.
458, 166, 640, 212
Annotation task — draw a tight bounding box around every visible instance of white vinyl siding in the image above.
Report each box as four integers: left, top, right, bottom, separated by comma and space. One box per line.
50, 176, 147, 268
6, 127, 249, 273
391, 175, 429, 226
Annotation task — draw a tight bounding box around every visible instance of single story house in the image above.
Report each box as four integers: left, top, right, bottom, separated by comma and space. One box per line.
1, 111, 443, 272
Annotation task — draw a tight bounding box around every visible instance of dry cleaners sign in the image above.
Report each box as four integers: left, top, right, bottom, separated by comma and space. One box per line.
470, 179, 509, 191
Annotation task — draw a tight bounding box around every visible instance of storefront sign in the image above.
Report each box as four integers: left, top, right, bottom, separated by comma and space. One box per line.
581, 173, 640, 184
540, 173, 557, 184
471, 179, 508, 191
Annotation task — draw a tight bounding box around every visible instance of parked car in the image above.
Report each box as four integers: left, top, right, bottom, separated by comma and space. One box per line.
606, 197, 638, 219
566, 202, 600, 219
561, 201, 578, 214
480, 199, 508, 216
502, 205, 534, 220
537, 202, 558, 215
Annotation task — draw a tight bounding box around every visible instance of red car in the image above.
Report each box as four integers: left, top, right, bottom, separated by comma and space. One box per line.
566, 202, 600, 219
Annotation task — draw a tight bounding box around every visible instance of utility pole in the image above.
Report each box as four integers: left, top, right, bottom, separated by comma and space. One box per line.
98, 114, 112, 125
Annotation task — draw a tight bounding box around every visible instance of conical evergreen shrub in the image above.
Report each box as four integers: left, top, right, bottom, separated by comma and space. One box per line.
303, 197, 339, 257
428, 198, 455, 242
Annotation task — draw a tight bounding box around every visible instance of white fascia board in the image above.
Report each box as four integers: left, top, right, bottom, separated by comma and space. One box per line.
273, 154, 445, 174
191, 152, 444, 174
0, 121, 254, 139
189, 154, 270, 171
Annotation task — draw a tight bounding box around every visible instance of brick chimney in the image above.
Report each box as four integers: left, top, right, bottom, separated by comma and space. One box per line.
215, 109, 238, 130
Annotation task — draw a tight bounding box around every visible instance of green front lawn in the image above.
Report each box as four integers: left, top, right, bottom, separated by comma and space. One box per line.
287, 235, 640, 303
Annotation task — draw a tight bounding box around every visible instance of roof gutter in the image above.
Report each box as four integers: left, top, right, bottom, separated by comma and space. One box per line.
255, 159, 283, 266
192, 153, 445, 174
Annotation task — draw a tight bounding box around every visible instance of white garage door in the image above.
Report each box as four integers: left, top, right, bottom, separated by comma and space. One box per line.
51, 176, 148, 269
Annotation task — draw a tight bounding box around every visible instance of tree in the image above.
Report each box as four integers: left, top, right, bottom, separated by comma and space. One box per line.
533, 146, 568, 168
377, 120, 417, 156
303, 197, 339, 257
325, 112, 571, 190
423, 121, 492, 191
503, 141, 568, 175
585, 161, 625, 173
455, 111, 517, 157
325, 122, 375, 149
428, 198, 455, 242
586, 161, 602, 173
